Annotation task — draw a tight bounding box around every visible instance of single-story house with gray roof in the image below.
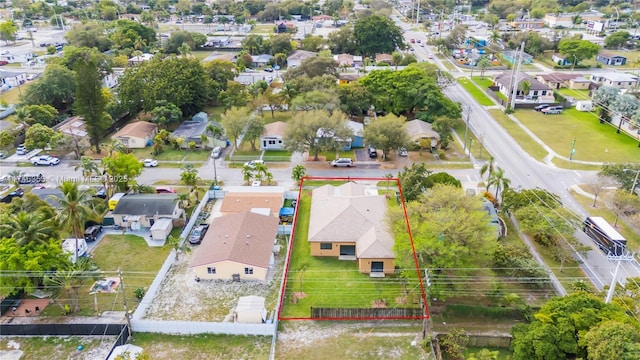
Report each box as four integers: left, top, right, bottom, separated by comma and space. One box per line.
172, 120, 226, 149
31, 188, 64, 208
111, 194, 182, 229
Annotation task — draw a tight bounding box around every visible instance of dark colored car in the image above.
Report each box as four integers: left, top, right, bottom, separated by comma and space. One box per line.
368, 147, 378, 158
189, 224, 210, 244
0, 188, 24, 203
534, 104, 550, 111
84, 225, 103, 242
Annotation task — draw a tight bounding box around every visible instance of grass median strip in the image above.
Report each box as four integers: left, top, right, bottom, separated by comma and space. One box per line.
458, 78, 495, 106
487, 109, 549, 162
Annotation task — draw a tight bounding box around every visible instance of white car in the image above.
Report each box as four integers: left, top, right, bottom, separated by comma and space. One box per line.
244, 160, 265, 168
31, 155, 60, 166
16, 144, 28, 155
143, 159, 158, 167
331, 158, 354, 167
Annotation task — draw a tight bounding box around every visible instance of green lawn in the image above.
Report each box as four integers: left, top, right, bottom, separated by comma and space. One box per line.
250, 24, 274, 34
281, 193, 422, 318
487, 109, 549, 161
0, 81, 34, 104
316, 149, 355, 162
192, 50, 216, 60
458, 78, 495, 106
512, 108, 639, 163
557, 88, 590, 100
43, 234, 170, 316
130, 333, 271, 360
471, 76, 494, 89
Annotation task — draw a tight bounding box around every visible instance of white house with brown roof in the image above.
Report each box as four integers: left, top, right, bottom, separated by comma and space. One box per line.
111, 121, 158, 149
375, 54, 393, 64
493, 72, 554, 102
189, 212, 279, 281
287, 50, 317, 68
260, 121, 287, 150
308, 183, 395, 276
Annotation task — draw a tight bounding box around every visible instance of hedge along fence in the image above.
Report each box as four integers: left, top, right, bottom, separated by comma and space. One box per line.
441, 304, 532, 321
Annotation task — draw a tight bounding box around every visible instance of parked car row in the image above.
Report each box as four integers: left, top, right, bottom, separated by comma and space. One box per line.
534, 104, 563, 114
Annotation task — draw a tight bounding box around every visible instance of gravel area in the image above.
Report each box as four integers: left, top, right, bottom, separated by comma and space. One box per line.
143, 238, 286, 322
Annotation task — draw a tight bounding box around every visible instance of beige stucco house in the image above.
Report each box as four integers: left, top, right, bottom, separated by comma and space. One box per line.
219, 192, 284, 216
405, 119, 441, 149
190, 211, 279, 281
308, 183, 395, 276
111, 121, 158, 149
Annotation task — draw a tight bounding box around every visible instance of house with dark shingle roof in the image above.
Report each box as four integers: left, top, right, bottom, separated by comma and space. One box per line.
172, 120, 226, 149
189, 211, 279, 281
111, 194, 182, 228
596, 52, 627, 66
493, 71, 554, 102
308, 183, 395, 276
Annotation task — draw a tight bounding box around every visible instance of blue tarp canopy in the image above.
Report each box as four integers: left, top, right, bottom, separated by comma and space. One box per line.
279, 207, 294, 217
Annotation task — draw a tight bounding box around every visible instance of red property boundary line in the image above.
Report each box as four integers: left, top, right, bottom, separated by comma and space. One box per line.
277, 176, 429, 321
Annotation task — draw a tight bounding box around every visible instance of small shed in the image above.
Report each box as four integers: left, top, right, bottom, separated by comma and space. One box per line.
576, 100, 594, 112
279, 207, 294, 224
234, 295, 267, 324
63, 238, 88, 263
150, 218, 173, 241
192, 112, 208, 122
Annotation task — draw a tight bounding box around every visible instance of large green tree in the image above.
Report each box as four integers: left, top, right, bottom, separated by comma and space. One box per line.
558, 38, 600, 64
0, 237, 67, 297
101, 152, 143, 192
220, 106, 250, 149
398, 162, 433, 202
74, 58, 111, 153
363, 114, 409, 158
390, 184, 498, 297
65, 22, 112, 52
0, 20, 18, 44
353, 14, 404, 57
20, 64, 76, 111
117, 56, 210, 116
20, 104, 58, 126
24, 123, 57, 150
511, 292, 638, 360
284, 109, 352, 161
582, 320, 640, 360
203, 59, 236, 102
600, 163, 640, 192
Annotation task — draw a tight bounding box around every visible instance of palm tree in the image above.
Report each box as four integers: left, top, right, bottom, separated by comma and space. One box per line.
75, 156, 99, 178
163, 235, 191, 261
45, 257, 101, 313
477, 56, 491, 79
392, 51, 403, 71
241, 165, 254, 185
8, 169, 23, 187
0, 211, 56, 246
53, 182, 98, 262
200, 134, 209, 150
479, 156, 495, 182
518, 80, 531, 98
253, 162, 269, 182
180, 165, 202, 201
279, 83, 297, 109
174, 193, 190, 221
106, 140, 126, 156
487, 167, 511, 203
291, 165, 306, 185
206, 123, 223, 139
178, 42, 191, 57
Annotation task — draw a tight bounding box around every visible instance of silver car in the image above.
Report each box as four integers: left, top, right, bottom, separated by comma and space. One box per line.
331, 158, 354, 167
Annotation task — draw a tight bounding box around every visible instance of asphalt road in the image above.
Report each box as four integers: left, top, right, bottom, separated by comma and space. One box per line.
396, 16, 640, 288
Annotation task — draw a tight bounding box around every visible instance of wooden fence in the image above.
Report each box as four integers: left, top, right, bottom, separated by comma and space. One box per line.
311, 307, 423, 319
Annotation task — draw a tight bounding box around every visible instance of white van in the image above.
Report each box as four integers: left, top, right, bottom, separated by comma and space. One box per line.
62, 238, 88, 263
211, 146, 222, 159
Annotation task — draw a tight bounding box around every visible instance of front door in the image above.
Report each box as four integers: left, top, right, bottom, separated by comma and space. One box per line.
371, 261, 384, 273
339, 245, 355, 256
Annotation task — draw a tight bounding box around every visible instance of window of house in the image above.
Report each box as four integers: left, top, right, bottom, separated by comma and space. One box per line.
207, 267, 216, 274
320, 243, 332, 250
618, 82, 621, 85
278, 140, 282, 144
533, 91, 538, 96
244, 267, 253, 275
268, 140, 276, 145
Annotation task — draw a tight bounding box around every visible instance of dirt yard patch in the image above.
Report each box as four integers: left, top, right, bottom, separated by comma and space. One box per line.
0, 336, 116, 360
142, 238, 286, 322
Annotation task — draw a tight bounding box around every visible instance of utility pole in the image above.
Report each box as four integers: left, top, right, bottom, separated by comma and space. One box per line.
509, 41, 525, 111
463, 105, 472, 153
416, 0, 421, 25
118, 268, 132, 337
605, 260, 622, 304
